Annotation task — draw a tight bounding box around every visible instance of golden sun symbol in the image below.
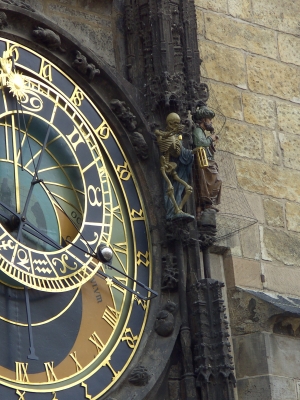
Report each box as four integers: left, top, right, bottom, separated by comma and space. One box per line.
7, 72, 26, 100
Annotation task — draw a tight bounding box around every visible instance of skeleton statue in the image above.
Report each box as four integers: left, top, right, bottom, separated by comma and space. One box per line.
155, 113, 194, 220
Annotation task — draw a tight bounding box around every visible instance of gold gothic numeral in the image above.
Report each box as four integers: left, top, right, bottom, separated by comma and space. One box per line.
89, 331, 104, 354
103, 356, 120, 381
131, 208, 144, 221
122, 328, 138, 349
44, 362, 58, 382
81, 382, 92, 399
66, 126, 85, 151
15, 362, 29, 382
116, 162, 131, 181
137, 251, 150, 267
102, 306, 120, 329
69, 351, 83, 372
39, 59, 53, 82
16, 390, 26, 400
134, 294, 147, 310
95, 121, 111, 140
6, 43, 20, 61
70, 86, 84, 107
52, 393, 58, 400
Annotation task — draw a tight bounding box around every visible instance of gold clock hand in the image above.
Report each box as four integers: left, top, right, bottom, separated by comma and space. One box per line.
11, 115, 21, 214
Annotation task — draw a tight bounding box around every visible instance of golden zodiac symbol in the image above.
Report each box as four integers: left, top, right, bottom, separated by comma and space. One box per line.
52, 253, 78, 274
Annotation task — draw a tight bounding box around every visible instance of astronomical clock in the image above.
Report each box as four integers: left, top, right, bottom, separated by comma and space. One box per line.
0, 14, 157, 399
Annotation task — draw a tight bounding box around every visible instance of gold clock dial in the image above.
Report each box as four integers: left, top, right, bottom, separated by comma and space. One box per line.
0, 38, 152, 399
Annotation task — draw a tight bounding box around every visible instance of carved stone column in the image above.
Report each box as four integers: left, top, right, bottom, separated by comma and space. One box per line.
188, 279, 236, 400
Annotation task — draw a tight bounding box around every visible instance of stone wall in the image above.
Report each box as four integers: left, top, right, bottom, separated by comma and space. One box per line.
195, 0, 300, 295
195, 0, 300, 398
25, 0, 118, 68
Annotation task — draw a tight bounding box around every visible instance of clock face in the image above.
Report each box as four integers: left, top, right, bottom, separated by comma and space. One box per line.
0, 38, 152, 399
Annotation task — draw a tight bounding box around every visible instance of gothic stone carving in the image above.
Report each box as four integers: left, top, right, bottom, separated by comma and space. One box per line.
128, 365, 150, 386
155, 300, 177, 337
32, 27, 65, 52
110, 99, 148, 160
125, 0, 205, 116
0, 0, 35, 11
189, 279, 236, 400
161, 254, 178, 291
72, 50, 100, 82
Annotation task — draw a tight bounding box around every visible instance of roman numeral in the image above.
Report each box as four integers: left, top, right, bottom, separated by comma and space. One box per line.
44, 361, 58, 382
102, 306, 119, 329
69, 351, 83, 372
16, 390, 26, 400
89, 331, 104, 354
15, 362, 29, 382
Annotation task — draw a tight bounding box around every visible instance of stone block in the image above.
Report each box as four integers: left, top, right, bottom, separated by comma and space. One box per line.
266, 334, 300, 379
286, 202, 300, 233
210, 253, 224, 282
223, 255, 262, 289
200, 41, 247, 88
244, 192, 265, 223
237, 376, 271, 400
240, 223, 260, 259
279, 33, 300, 67
228, 0, 252, 21
263, 130, 280, 165
264, 262, 300, 296
206, 81, 243, 121
235, 159, 300, 202
279, 132, 300, 170
263, 227, 300, 266
263, 198, 284, 228
252, 0, 300, 35
259, 226, 272, 261
219, 233, 242, 257
242, 92, 276, 129
194, 0, 227, 13
218, 120, 262, 159
205, 13, 277, 59
277, 102, 300, 135
247, 56, 300, 103
196, 8, 204, 37
269, 376, 296, 400
233, 333, 268, 378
